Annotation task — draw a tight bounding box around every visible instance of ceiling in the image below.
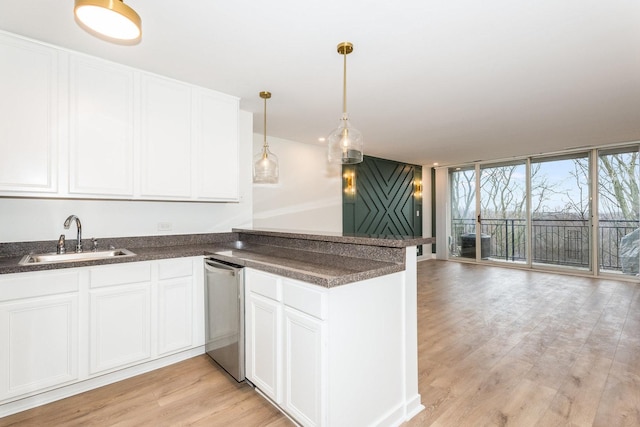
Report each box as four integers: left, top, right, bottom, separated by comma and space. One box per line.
1, 1, 639, 167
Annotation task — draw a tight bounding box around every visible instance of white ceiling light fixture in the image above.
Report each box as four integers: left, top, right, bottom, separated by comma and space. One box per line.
327, 41, 363, 164
74, 0, 142, 41
253, 91, 279, 184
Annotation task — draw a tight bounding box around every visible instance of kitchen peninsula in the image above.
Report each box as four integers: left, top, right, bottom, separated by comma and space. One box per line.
0, 229, 432, 426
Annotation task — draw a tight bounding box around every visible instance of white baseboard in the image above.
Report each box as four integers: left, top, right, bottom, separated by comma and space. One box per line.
417, 253, 436, 261
405, 394, 426, 421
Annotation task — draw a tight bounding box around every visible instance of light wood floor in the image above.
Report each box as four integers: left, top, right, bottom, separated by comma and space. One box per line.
2, 260, 639, 426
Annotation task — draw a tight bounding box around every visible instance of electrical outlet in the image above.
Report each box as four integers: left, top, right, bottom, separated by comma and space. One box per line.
157, 222, 172, 231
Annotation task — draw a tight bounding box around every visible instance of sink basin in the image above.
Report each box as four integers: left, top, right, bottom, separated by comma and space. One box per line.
19, 249, 136, 265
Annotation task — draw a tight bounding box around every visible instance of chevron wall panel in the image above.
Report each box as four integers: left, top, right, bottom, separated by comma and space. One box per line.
343, 156, 422, 239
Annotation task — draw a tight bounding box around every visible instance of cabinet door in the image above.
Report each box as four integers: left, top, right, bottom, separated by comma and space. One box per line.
68, 56, 134, 196
140, 74, 192, 198
89, 284, 151, 374
0, 34, 58, 193
246, 293, 281, 403
283, 307, 324, 427
157, 277, 193, 356
0, 294, 78, 401
194, 89, 239, 201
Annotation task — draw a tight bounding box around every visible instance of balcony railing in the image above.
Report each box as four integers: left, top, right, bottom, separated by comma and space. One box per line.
451, 218, 640, 271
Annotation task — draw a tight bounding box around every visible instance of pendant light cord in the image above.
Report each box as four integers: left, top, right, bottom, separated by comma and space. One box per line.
263, 95, 268, 148
342, 50, 347, 115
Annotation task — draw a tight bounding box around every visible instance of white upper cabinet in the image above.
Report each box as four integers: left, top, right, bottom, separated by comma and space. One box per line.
140, 74, 192, 199
0, 33, 58, 193
194, 90, 239, 201
69, 56, 135, 196
0, 31, 240, 202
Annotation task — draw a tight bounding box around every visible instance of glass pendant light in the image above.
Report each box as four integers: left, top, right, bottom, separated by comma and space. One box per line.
74, 0, 142, 41
253, 91, 279, 184
327, 42, 363, 164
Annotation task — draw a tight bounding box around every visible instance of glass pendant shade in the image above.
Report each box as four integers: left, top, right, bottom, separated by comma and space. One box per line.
253, 146, 279, 184
253, 91, 279, 184
74, 0, 142, 41
328, 42, 363, 164
327, 113, 363, 164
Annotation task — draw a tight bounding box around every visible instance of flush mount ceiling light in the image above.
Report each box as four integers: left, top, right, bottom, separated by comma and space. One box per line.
253, 91, 279, 184
327, 42, 363, 164
74, 0, 142, 41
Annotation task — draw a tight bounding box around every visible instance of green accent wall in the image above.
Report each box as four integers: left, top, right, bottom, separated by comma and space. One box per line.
343, 156, 422, 254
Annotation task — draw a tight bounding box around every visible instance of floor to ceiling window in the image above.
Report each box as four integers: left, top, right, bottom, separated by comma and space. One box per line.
598, 146, 640, 275
530, 153, 591, 271
479, 161, 527, 265
444, 143, 640, 279
449, 166, 475, 259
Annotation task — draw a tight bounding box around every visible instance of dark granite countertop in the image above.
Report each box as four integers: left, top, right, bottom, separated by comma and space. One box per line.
0, 230, 431, 287
206, 243, 403, 287
233, 228, 434, 248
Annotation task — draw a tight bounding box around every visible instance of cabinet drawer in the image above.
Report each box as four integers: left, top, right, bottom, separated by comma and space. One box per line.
283, 279, 327, 320
247, 269, 281, 301
0, 270, 79, 302
158, 258, 193, 280
89, 262, 151, 288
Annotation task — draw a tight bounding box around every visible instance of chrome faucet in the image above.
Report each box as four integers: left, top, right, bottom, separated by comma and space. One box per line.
63, 215, 83, 253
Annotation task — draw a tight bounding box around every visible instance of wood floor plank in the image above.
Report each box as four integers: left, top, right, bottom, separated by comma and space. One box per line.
428, 354, 535, 426
592, 361, 640, 427
536, 353, 612, 426
494, 378, 557, 426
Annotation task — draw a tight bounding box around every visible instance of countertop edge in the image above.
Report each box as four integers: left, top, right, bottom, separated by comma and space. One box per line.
233, 228, 435, 248
205, 251, 405, 288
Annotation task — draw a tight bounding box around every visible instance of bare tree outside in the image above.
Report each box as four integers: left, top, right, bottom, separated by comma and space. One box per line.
479, 163, 527, 262
449, 148, 640, 274
450, 168, 475, 221
450, 161, 575, 264
531, 156, 590, 268
597, 150, 640, 274
450, 155, 590, 267
449, 168, 475, 256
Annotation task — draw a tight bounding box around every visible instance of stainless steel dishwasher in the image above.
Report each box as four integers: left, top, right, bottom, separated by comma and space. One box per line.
204, 258, 245, 382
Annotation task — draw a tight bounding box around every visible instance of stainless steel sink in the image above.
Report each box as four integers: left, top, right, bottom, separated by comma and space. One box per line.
19, 249, 136, 265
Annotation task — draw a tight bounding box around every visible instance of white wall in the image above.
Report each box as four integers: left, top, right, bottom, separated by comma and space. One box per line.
434, 167, 449, 259
0, 111, 253, 243
252, 135, 342, 233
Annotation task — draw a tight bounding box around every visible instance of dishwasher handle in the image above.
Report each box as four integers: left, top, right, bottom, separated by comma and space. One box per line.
204, 259, 242, 277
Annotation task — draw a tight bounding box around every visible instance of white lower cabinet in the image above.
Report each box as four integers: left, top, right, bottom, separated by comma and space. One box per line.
246, 267, 415, 427
89, 283, 152, 374
0, 270, 80, 402
89, 262, 152, 375
0, 257, 203, 409
157, 258, 195, 356
245, 269, 326, 427
283, 307, 324, 426
0, 294, 79, 399
247, 292, 281, 402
